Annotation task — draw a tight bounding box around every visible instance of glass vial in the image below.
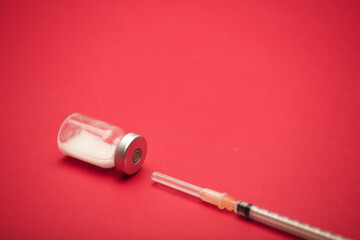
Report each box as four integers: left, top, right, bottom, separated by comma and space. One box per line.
57, 113, 147, 175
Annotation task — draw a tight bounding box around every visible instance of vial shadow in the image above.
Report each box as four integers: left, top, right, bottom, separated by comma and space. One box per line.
60, 156, 133, 181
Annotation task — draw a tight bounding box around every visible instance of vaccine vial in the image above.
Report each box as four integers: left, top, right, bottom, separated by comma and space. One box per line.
57, 113, 147, 175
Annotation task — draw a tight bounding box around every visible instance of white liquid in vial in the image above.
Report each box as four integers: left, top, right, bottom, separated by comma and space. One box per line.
60, 130, 116, 168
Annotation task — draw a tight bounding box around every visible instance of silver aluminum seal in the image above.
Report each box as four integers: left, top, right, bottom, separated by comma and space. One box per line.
114, 133, 147, 175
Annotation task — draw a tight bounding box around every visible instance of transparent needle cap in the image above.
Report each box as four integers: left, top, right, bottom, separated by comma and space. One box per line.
152, 172, 236, 211
151, 172, 203, 197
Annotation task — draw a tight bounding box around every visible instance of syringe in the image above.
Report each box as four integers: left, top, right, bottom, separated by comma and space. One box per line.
152, 172, 350, 240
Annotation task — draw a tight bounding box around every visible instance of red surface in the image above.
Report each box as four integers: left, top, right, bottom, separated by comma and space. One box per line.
0, 1, 359, 239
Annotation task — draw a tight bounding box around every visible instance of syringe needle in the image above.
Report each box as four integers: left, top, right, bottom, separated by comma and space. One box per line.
152, 172, 350, 240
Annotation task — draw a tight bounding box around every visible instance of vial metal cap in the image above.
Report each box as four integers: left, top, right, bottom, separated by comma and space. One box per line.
114, 133, 147, 175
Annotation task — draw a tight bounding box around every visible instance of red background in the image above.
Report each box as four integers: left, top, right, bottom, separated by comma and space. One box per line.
0, 1, 359, 239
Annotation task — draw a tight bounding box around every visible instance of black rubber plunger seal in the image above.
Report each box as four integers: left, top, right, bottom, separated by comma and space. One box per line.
237, 201, 253, 218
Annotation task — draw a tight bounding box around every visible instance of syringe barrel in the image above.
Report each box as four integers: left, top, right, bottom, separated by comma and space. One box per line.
237, 202, 350, 240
